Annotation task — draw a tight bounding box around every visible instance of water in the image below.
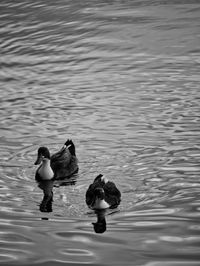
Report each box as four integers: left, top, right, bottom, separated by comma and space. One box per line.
0, 0, 200, 265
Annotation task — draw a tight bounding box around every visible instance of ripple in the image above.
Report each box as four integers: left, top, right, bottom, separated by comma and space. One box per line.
145, 262, 200, 266
0, 0, 200, 265
59, 248, 95, 264
0, 231, 34, 245
0, 247, 34, 263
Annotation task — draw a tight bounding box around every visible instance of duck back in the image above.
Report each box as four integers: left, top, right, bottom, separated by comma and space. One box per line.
51, 148, 78, 179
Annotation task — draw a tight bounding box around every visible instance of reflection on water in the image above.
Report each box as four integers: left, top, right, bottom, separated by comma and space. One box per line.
37, 178, 77, 213
90, 209, 121, 234
0, 0, 200, 265
92, 210, 107, 234
38, 180, 54, 213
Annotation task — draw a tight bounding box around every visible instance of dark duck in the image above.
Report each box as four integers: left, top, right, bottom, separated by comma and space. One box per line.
34, 139, 78, 181
86, 174, 121, 210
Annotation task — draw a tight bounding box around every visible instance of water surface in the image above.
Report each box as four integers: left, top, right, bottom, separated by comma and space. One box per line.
0, 0, 200, 265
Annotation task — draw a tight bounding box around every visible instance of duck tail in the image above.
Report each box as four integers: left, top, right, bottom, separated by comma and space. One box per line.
64, 139, 76, 156
64, 139, 72, 147
94, 174, 103, 183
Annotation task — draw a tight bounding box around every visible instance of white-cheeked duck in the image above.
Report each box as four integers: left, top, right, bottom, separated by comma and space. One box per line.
86, 174, 121, 210
34, 139, 78, 181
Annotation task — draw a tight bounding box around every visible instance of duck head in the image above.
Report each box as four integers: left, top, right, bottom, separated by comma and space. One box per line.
34, 147, 51, 165
94, 187, 105, 200
92, 188, 110, 210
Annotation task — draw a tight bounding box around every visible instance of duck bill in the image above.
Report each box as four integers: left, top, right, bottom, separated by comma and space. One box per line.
34, 154, 43, 165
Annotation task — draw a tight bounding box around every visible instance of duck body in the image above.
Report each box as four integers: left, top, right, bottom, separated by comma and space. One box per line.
51, 139, 78, 179
35, 139, 78, 181
86, 174, 121, 210
36, 159, 54, 181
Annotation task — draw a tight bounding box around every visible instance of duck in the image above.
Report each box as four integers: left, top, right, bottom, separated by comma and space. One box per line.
34, 139, 78, 181
85, 174, 121, 210
34, 147, 54, 181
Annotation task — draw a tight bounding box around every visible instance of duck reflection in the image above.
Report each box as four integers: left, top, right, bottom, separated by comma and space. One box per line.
92, 209, 107, 234
38, 180, 54, 212
37, 176, 77, 213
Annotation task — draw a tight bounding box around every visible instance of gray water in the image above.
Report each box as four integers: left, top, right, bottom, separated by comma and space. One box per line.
0, 0, 200, 265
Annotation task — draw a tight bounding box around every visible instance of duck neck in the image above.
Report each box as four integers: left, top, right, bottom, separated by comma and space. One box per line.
42, 158, 51, 166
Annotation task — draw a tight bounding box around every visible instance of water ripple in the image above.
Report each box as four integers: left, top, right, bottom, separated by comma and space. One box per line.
0, 0, 200, 265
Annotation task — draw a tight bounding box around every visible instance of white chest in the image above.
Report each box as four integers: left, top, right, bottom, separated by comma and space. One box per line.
38, 162, 54, 180
92, 199, 110, 210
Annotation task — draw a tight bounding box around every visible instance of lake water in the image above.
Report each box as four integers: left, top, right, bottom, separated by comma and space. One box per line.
0, 0, 200, 265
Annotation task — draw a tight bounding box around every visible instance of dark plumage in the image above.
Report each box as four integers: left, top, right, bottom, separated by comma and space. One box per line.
35, 139, 78, 181
51, 139, 78, 179
86, 174, 121, 210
